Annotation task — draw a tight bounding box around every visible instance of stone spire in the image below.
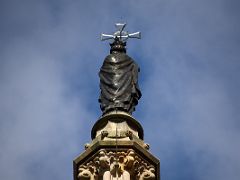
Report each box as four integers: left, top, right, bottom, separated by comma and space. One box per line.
73, 23, 160, 180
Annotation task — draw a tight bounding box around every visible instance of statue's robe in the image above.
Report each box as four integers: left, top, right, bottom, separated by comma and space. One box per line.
99, 52, 141, 115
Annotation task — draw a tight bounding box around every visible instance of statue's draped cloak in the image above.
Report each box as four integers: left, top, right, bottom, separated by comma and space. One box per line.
99, 52, 141, 114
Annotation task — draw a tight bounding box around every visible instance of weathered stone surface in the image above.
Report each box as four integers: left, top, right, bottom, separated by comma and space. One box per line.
73, 140, 160, 180
91, 111, 144, 140
74, 111, 160, 180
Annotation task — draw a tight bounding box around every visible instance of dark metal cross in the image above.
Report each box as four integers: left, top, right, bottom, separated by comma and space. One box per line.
101, 23, 141, 42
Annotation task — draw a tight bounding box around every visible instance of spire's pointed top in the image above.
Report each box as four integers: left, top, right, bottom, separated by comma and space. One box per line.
101, 23, 141, 43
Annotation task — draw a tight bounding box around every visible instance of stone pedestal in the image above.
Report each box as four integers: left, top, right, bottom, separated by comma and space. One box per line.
73, 112, 160, 180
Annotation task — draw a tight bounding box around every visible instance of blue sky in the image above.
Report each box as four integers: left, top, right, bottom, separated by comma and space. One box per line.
1, 0, 240, 180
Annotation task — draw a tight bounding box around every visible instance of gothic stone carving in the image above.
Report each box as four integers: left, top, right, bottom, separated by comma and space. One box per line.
78, 165, 96, 180
138, 166, 155, 180
77, 149, 156, 180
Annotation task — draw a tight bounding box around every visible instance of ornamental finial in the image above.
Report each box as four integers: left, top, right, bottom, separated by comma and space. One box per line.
101, 23, 141, 42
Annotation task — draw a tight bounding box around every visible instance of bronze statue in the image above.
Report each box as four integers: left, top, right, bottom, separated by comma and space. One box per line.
99, 23, 141, 115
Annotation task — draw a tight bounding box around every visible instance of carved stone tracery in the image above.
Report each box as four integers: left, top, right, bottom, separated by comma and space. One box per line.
77, 149, 155, 180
